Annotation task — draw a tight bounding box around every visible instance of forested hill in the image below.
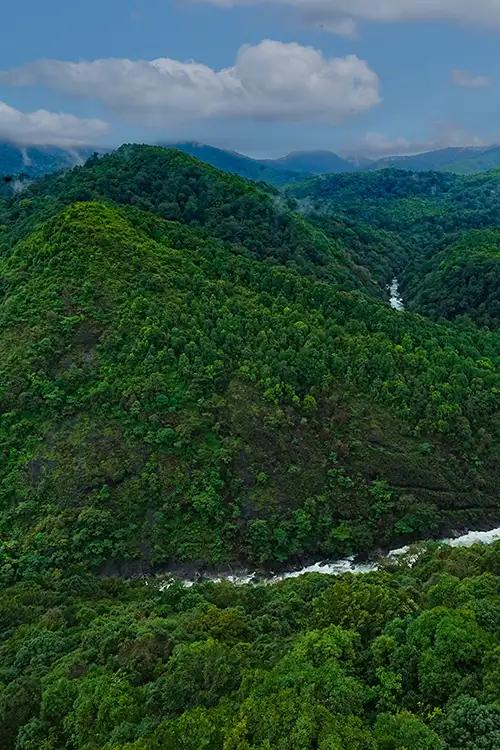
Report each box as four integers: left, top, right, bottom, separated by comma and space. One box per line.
161, 142, 305, 186
0, 146, 498, 584
0, 145, 378, 296
289, 169, 500, 327
404, 229, 500, 328
370, 143, 500, 174
0, 144, 499, 750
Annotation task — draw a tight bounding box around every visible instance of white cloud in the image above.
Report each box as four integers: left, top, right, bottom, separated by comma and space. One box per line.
197, 0, 500, 35
356, 132, 414, 158
452, 69, 490, 89
347, 126, 488, 159
0, 100, 108, 146
0, 41, 380, 125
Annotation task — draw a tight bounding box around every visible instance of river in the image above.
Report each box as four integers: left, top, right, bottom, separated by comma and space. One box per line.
157, 283, 496, 589
158, 526, 500, 589
388, 278, 404, 310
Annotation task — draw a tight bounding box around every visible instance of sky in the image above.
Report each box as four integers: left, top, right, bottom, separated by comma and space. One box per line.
1, 0, 500, 158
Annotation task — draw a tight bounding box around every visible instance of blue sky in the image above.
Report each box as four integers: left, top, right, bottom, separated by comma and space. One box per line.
1, 0, 500, 157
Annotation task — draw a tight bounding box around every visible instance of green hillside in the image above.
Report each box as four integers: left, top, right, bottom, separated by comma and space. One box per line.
264, 149, 356, 175
164, 142, 306, 186
0, 145, 499, 750
369, 145, 500, 175
289, 168, 500, 325
404, 229, 500, 327
0, 151, 498, 581
442, 146, 500, 175
0, 145, 375, 294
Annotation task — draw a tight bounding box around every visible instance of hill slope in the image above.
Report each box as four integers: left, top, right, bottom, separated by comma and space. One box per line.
0, 145, 378, 295
0, 144, 499, 750
403, 229, 500, 327
370, 144, 500, 175
0, 190, 498, 580
289, 168, 500, 324
265, 150, 356, 175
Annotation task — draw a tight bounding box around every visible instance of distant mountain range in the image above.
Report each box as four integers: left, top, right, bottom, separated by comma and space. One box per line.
164, 142, 500, 181
369, 145, 500, 174
157, 142, 303, 185
0, 142, 98, 179
3, 140, 500, 186
158, 143, 358, 184
262, 149, 357, 175
139, 142, 500, 182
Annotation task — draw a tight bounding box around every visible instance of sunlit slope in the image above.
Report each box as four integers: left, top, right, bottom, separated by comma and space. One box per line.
0, 201, 498, 580
0, 145, 380, 296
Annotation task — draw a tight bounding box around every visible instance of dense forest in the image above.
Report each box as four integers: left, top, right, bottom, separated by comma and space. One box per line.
0, 145, 498, 748
289, 169, 500, 327
0, 147, 498, 580
404, 229, 500, 328
1, 541, 500, 749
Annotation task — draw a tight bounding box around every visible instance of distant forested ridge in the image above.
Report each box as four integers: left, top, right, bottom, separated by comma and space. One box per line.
370, 143, 500, 174
0, 141, 96, 179
159, 142, 307, 186
5, 139, 500, 189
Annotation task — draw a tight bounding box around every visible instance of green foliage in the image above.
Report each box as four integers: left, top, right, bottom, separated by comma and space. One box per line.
0, 145, 368, 293
0, 543, 499, 749
0, 145, 499, 750
0, 198, 497, 579
0, 147, 498, 580
166, 141, 308, 186
405, 229, 500, 327
289, 167, 500, 325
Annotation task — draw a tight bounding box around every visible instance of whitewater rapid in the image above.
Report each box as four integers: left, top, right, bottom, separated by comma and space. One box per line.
158, 526, 500, 589
388, 278, 404, 310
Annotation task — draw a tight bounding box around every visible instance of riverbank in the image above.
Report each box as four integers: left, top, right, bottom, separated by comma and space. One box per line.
152, 524, 500, 589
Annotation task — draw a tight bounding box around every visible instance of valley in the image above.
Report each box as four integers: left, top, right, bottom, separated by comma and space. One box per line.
0, 144, 498, 750
156, 525, 500, 588
3, 0, 500, 744
0, 146, 498, 582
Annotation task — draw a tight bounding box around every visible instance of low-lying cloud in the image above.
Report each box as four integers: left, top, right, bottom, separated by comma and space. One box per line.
0, 40, 381, 125
0, 100, 108, 146
348, 127, 488, 159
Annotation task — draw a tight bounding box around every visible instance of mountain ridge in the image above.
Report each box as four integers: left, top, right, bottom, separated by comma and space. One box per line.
0, 141, 99, 178
5, 140, 500, 186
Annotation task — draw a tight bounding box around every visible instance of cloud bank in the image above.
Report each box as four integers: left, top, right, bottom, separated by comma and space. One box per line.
0, 100, 108, 146
0, 41, 380, 125
198, 0, 500, 35
349, 126, 488, 159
